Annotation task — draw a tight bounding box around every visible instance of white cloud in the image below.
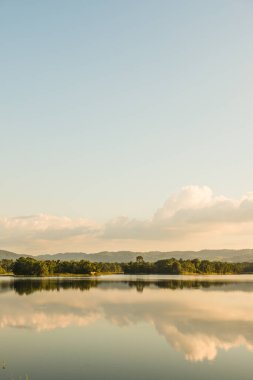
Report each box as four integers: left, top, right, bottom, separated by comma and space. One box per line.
103, 186, 253, 244
0, 214, 101, 253
2, 186, 253, 253
154, 185, 215, 220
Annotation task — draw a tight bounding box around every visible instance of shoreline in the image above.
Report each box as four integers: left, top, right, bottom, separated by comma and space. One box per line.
1, 272, 253, 279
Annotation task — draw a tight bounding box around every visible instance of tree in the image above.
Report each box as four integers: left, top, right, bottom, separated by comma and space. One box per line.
172, 261, 182, 274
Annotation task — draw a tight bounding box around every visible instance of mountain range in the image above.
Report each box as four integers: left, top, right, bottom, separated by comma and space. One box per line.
1, 249, 253, 262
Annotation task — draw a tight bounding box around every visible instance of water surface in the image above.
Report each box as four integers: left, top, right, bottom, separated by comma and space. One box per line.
1, 275, 253, 380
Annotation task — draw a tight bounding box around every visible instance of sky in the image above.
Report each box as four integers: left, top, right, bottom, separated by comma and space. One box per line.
1, 0, 253, 254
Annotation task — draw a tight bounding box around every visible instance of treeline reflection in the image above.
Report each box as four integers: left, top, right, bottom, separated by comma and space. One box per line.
1, 278, 253, 295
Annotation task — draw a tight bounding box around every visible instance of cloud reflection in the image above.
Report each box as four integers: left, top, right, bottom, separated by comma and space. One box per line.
1, 279, 253, 361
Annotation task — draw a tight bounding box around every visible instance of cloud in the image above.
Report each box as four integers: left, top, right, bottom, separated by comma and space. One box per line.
103, 186, 253, 243
154, 185, 215, 219
0, 214, 101, 253
0, 214, 100, 237
2, 186, 253, 253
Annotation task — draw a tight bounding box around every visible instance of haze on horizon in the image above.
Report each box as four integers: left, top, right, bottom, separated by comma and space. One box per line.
1, 1, 253, 254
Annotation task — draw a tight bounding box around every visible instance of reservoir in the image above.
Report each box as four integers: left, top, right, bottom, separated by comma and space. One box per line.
1, 275, 253, 380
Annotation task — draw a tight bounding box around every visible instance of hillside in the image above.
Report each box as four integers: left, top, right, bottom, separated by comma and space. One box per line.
1, 249, 253, 263
0, 250, 26, 260
37, 249, 253, 263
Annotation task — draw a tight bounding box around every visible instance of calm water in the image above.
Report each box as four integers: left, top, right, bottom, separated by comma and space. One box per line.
1, 275, 253, 380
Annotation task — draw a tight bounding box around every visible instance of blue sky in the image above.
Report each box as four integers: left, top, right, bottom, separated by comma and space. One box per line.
1, 1, 253, 253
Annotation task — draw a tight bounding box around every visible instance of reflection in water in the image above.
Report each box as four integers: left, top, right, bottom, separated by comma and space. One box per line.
3, 277, 253, 295
1, 275, 253, 367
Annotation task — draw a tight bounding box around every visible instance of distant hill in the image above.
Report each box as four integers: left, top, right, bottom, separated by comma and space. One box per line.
37, 249, 253, 263
0, 250, 28, 260
1, 249, 253, 263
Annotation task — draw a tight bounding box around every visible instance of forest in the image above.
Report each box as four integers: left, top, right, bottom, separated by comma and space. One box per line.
1, 256, 253, 276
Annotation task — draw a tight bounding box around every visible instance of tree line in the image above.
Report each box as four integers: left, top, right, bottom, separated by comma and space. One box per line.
1, 256, 253, 276
124, 256, 253, 274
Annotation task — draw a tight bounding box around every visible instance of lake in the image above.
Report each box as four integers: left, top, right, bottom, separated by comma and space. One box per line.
1, 274, 253, 380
